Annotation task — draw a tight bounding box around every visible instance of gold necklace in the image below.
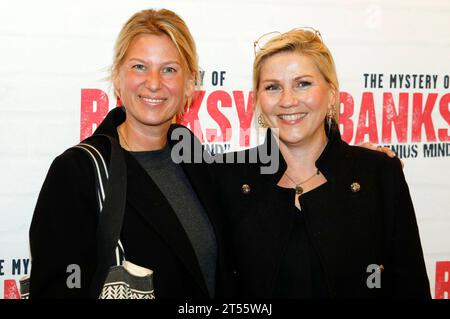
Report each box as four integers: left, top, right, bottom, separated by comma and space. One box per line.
284, 169, 320, 195
118, 128, 132, 151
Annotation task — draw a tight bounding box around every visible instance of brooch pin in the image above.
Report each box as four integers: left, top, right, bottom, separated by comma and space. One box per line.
350, 182, 361, 193
241, 184, 251, 194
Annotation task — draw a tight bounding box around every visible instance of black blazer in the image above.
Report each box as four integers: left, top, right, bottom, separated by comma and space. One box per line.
211, 127, 431, 298
29, 107, 234, 299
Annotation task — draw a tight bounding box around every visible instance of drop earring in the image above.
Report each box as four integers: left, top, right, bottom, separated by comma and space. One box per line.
258, 115, 268, 128
327, 107, 335, 135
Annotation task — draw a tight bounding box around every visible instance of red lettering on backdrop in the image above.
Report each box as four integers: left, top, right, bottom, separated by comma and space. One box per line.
80, 89, 109, 141
339, 92, 355, 144
206, 90, 232, 143
382, 93, 409, 143
438, 93, 450, 141
354, 92, 379, 144
80, 89, 448, 145
234, 91, 254, 147
4, 280, 20, 299
178, 90, 205, 142
435, 261, 450, 299
412, 93, 437, 142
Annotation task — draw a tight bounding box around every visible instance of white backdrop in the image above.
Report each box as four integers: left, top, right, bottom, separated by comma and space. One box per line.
0, 0, 449, 298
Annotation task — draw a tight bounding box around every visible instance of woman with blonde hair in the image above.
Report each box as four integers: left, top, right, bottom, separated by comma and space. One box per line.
212, 28, 430, 298
29, 8, 233, 299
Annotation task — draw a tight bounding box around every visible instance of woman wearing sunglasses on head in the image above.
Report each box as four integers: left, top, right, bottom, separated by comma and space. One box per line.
211, 28, 430, 298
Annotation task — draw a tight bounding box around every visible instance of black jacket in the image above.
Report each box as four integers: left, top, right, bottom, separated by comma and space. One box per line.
211, 127, 431, 298
29, 107, 234, 299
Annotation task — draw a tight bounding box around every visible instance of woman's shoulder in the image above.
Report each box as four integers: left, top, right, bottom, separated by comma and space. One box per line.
47, 136, 112, 179
346, 143, 403, 176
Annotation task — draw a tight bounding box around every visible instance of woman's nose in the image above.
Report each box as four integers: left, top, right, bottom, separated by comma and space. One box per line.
145, 70, 161, 91
279, 88, 299, 108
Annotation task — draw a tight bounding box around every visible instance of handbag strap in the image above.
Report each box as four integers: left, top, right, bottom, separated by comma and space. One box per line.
70, 134, 128, 298
73, 142, 125, 264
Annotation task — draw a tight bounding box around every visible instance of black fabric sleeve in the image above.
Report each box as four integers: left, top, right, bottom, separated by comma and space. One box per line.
385, 157, 431, 298
29, 149, 98, 298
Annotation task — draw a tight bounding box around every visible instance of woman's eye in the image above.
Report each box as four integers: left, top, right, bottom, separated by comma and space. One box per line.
265, 84, 280, 91
297, 81, 312, 88
162, 67, 176, 73
132, 64, 146, 71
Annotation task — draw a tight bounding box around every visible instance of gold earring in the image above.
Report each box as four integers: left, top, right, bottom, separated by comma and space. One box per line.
327, 107, 335, 134
258, 115, 268, 128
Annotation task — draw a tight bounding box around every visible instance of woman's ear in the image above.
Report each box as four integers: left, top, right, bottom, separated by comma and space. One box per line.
328, 83, 337, 107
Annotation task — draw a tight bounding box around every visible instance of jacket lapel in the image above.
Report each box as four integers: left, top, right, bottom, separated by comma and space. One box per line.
242, 138, 296, 294
167, 125, 230, 294
169, 124, 224, 247
256, 184, 296, 294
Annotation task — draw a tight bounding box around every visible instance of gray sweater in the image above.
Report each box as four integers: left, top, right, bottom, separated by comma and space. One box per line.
130, 144, 217, 297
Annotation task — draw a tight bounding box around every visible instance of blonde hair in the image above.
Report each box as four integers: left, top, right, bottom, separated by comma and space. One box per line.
253, 29, 339, 123
111, 9, 199, 110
